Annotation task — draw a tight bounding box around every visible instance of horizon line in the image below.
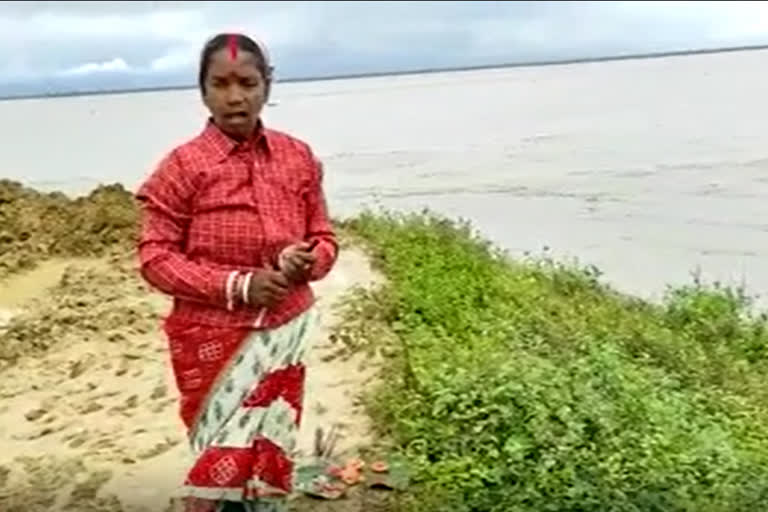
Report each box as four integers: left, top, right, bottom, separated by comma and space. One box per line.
2, 42, 768, 102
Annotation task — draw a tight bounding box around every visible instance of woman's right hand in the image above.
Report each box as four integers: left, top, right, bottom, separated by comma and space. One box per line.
247, 270, 290, 308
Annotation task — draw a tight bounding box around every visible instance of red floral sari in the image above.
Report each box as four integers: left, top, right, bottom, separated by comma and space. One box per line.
165, 308, 317, 512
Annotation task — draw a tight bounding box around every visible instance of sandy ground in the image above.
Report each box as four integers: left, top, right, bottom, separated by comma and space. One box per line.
0, 246, 382, 512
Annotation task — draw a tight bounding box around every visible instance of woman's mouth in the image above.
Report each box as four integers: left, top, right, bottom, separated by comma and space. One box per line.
224, 112, 249, 122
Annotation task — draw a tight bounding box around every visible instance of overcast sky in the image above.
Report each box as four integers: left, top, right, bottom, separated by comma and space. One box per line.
2, 0, 768, 97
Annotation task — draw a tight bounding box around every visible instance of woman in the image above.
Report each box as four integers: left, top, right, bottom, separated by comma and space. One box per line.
135, 33, 338, 512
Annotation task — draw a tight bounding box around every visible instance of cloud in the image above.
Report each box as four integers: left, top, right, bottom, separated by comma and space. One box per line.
1, 1, 768, 96
60, 57, 130, 76
149, 48, 195, 73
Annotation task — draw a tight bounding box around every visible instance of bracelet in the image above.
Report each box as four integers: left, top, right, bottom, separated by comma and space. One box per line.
229, 271, 253, 309
242, 272, 253, 306
233, 273, 243, 308
225, 271, 238, 311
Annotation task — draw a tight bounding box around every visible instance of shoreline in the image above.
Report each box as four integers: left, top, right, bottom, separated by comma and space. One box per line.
3, 43, 768, 102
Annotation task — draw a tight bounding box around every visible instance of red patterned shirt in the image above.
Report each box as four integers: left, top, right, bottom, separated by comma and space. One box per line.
136, 119, 338, 331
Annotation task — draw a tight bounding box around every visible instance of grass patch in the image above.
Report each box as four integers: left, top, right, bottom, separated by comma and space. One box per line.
334, 209, 768, 512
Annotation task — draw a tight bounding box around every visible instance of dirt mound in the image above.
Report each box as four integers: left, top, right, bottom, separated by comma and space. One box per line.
0, 254, 161, 368
0, 180, 138, 279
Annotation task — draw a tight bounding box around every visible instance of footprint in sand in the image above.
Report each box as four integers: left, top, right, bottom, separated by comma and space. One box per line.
108, 332, 126, 343
91, 389, 120, 400
108, 394, 138, 415
0, 465, 9, 489
88, 436, 117, 452
24, 408, 47, 422
115, 358, 130, 376
76, 401, 104, 415
137, 438, 181, 460
150, 384, 167, 400
151, 398, 175, 414
67, 431, 89, 449
14, 422, 69, 441
68, 356, 94, 379
0, 388, 19, 399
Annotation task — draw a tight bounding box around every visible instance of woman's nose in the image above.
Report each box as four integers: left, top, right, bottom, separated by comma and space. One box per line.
225, 85, 245, 104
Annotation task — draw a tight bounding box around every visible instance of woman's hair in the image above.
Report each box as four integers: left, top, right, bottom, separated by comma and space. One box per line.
198, 33, 273, 95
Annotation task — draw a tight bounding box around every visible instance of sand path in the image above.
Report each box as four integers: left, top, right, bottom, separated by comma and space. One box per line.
0, 247, 382, 512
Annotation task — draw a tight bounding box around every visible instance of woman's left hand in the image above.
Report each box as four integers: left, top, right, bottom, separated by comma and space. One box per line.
278, 242, 317, 283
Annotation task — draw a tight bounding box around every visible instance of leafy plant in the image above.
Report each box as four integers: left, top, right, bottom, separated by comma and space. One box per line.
336, 209, 768, 512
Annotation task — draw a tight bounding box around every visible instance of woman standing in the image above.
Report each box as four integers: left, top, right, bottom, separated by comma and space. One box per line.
135, 33, 338, 512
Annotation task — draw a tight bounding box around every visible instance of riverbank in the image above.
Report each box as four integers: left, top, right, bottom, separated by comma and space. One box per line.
338, 211, 768, 511
2, 181, 768, 511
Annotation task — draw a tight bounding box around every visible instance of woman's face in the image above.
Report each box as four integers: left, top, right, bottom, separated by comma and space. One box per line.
202, 47, 268, 140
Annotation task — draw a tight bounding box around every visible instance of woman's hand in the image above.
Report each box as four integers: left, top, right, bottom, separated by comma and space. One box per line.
247, 270, 290, 308
278, 242, 317, 284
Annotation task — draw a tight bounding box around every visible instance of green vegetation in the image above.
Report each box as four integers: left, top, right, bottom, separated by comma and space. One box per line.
337, 210, 768, 512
